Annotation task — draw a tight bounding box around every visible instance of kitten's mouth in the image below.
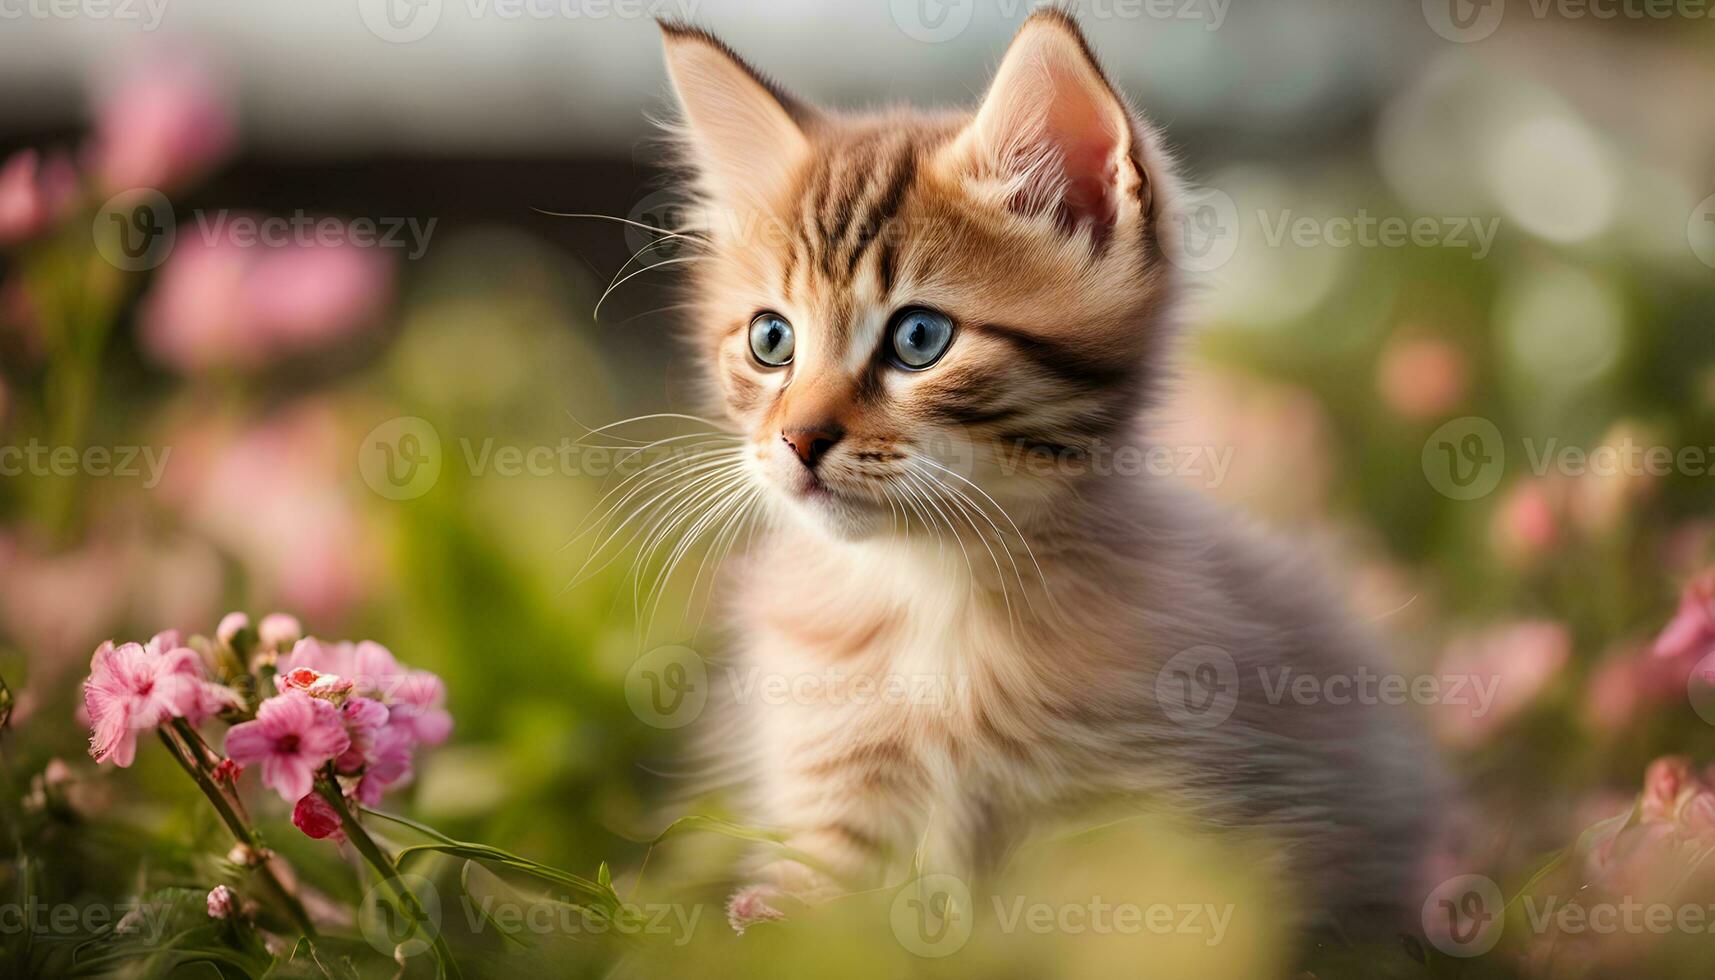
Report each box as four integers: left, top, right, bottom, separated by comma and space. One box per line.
791, 469, 835, 500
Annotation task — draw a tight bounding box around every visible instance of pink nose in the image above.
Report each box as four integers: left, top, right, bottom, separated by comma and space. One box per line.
781, 426, 843, 469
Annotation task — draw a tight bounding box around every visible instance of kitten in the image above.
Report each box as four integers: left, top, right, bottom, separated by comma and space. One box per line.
652, 10, 1444, 936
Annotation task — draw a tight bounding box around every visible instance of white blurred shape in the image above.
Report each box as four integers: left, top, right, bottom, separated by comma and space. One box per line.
1487, 114, 1615, 245
1498, 264, 1624, 393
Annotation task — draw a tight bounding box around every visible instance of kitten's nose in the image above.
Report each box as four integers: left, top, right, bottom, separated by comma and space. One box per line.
781, 425, 843, 470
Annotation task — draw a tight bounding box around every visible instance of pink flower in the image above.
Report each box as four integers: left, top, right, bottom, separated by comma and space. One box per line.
389, 672, 452, 746
206, 885, 236, 920
258, 613, 302, 653
1655, 571, 1715, 663
726, 885, 785, 935
83, 632, 232, 767
1376, 331, 1468, 420
1583, 649, 1645, 733
88, 59, 234, 193
138, 231, 390, 374
278, 638, 449, 803
159, 406, 377, 621
0, 148, 79, 245
353, 724, 417, 807
1434, 621, 1571, 748
223, 691, 350, 802
216, 611, 250, 647
334, 696, 389, 773
290, 792, 345, 841
1641, 756, 1694, 822
1491, 479, 1560, 566
248, 241, 392, 351
1579, 757, 1715, 896
274, 667, 354, 700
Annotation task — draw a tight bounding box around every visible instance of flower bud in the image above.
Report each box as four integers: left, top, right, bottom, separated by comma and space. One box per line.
258, 613, 302, 653
206, 885, 236, 920
291, 792, 344, 841
216, 612, 251, 647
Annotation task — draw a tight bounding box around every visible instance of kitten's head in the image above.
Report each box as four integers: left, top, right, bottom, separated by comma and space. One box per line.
659, 11, 1181, 540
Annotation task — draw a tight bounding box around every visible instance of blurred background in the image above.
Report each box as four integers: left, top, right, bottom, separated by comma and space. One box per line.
2, 0, 1715, 976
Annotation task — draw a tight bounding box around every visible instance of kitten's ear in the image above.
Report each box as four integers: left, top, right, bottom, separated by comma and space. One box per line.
946, 12, 1145, 237
658, 22, 811, 211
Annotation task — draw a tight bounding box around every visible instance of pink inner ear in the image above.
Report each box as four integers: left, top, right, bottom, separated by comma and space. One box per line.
1058, 136, 1120, 238
1027, 63, 1125, 239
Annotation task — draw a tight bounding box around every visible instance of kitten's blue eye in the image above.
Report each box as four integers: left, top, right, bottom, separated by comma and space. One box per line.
889, 308, 954, 370
748, 313, 794, 367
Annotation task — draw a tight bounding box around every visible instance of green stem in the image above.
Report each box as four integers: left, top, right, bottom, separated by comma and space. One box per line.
155, 728, 318, 938
172, 718, 254, 825
315, 774, 464, 980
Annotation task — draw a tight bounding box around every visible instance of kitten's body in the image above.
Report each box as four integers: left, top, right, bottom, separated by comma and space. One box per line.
728, 475, 1437, 926
653, 12, 1443, 931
